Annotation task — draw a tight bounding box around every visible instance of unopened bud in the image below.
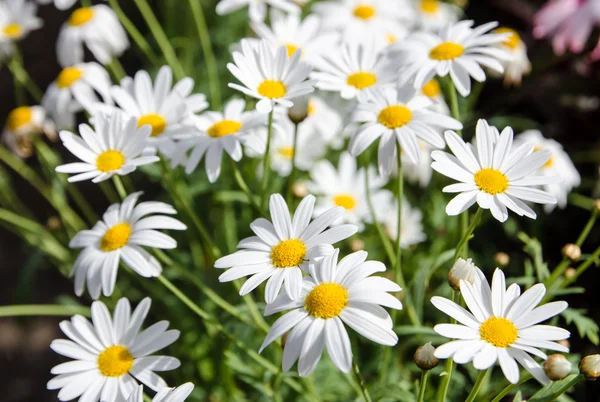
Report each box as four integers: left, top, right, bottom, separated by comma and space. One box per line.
495, 252, 510, 267
350, 239, 364, 252
543, 354, 572, 381
594, 199, 600, 213
565, 268, 576, 279
580, 354, 600, 381
288, 96, 310, 124
46, 216, 62, 231
448, 258, 477, 290
292, 181, 308, 198
558, 339, 570, 349
562, 244, 581, 262
414, 342, 439, 371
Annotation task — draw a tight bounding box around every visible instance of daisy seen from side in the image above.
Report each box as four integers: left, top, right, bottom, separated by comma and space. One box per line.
2, 105, 56, 158
492, 27, 532, 86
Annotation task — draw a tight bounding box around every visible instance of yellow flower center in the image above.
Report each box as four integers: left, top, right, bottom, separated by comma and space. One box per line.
56, 67, 83, 89
100, 223, 132, 252
3, 23, 22, 38
207, 120, 242, 138
308, 101, 315, 115
257, 80, 287, 99
271, 239, 306, 268
69, 7, 95, 27
534, 146, 553, 168
305, 283, 348, 319
479, 317, 518, 348
495, 27, 520, 50
474, 168, 509, 195
378, 105, 412, 129
96, 150, 125, 173
333, 194, 356, 210
137, 114, 167, 137
429, 42, 465, 61
7, 107, 32, 131
347, 72, 377, 90
353, 4, 376, 20
97, 345, 134, 377
422, 79, 441, 97
420, 0, 439, 13
278, 147, 294, 159
284, 43, 300, 57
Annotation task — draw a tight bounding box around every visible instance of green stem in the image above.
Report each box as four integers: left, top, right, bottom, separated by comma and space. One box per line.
7, 47, 43, 102
417, 371, 430, 402
365, 167, 396, 265
80, 0, 92, 7
453, 208, 483, 262
232, 279, 271, 334
561, 245, 600, 289
447, 79, 461, 136
490, 374, 532, 402
351, 360, 372, 402
112, 176, 128, 200
0, 304, 90, 317
106, 58, 127, 82
133, 0, 186, 80
286, 123, 300, 204
464, 369, 490, 402
187, 0, 221, 108
575, 207, 598, 246
437, 290, 456, 402
260, 110, 275, 208
231, 161, 264, 216
395, 141, 403, 299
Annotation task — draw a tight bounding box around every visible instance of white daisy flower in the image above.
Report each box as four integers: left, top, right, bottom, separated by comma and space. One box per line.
431, 268, 570, 385
0, 0, 42, 49
127, 383, 194, 402
402, 140, 434, 187
311, 40, 396, 102
215, 194, 358, 303
56, 112, 159, 183
42, 62, 113, 130
227, 39, 316, 114
36, 0, 106, 11
307, 151, 389, 231
431, 119, 559, 222
295, 95, 345, 149
378, 196, 426, 247
67, 191, 186, 298
259, 249, 402, 377
419, 78, 450, 115
2, 106, 56, 158
392, 20, 511, 96
216, 0, 300, 22
349, 85, 462, 175
170, 98, 263, 181
47, 298, 181, 401
491, 27, 532, 86
413, 0, 460, 31
517, 130, 580, 212
56, 5, 128, 66
251, 11, 339, 67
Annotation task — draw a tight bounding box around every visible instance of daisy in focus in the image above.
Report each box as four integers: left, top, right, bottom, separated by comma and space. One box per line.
349, 85, 462, 176
431, 268, 570, 384
215, 194, 358, 303
42, 62, 113, 129
127, 383, 195, 402
431, 119, 558, 222
67, 191, 186, 298
228, 39, 315, 113
259, 249, 402, 377
57, 5, 129, 66
48, 298, 181, 401
413, 0, 460, 32
379, 196, 426, 247
2, 106, 56, 158
56, 112, 159, 183
517, 130, 580, 212
0, 0, 42, 49
216, 0, 300, 22
492, 28, 531, 86
392, 20, 511, 96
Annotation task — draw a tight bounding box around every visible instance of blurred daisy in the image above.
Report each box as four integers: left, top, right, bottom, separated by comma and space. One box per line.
215, 194, 358, 303
419, 79, 449, 115
67, 191, 186, 298
307, 152, 389, 230
216, 0, 300, 22
431, 119, 558, 222
432, 268, 570, 385
379, 196, 426, 247
56, 112, 159, 183
311, 40, 396, 102
2, 106, 56, 158
492, 28, 531, 86
392, 20, 511, 96
170, 98, 263, 181
251, 12, 339, 66
127, 383, 195, 402
349, 85, 462, 175
0, 0, 42, 48
42, 62, 112, 129
517, 130, 580, 212
36, 0, 106, 10
413, 0, 460, 31
402, 140, 434, 187
260, 249, 402, 377
228, 39, 315, 113
48, 298, 181, 401
57, 5, 128, 66
297, 95, 345, 149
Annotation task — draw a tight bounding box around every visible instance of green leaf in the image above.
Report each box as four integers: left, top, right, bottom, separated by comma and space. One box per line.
513, 391, 523, 402
528, 374, 582, 402
562, 308, 599, 345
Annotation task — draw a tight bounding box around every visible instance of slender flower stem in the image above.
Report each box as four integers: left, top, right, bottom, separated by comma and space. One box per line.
464, 369, 490, 402
437, 290, 456, 402
132, 0, 186, 80
80, 0, 92, 7
286, 123, 300, 203
231, 160, 264, 216
8, 47, 43, 102
365, 167, 396, 264
351, 360, 372, 402
453, 207, 483, 262
0, 304, 90, 317
395, 142, 404, 295
112, 176, 128, 200
417, 371, 430, 402
447, 79, 461, 136
490, 374, 532, 402
187, 0, 221, 108
260, 109, 275, 208
561, 245, 600, 289
106, 58, 127, 82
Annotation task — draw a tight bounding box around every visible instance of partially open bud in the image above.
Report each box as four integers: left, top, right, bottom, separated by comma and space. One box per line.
562, 243, 581, 262
288, 95, 310, 124
350, 239, 365, 252
495, 252, 510, 267
543, 354, 572, 381
580, 354, 600, 380
448, 258, 477, 290
414, 342, 438, 371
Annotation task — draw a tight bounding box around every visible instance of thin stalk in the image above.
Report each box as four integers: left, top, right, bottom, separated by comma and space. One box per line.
187, 0, 221, 108
453, 208, 483, 262
133, 0, 186, 80
464, 369, 490, 402
365, 168, 396, 265
231, 160, 264, 215
351, 360, 372, 402
286, 122, 300, 203
106, 58, 127, 82
417, 371, 430, 402
7, 48, 43, 102
80, 0, 92, 7
232, 279, 271, 334
0, 304, 90, 317
490, 374, 532, 402
561, 245, 600, 289
99, 181, 120, 204
260, 109, 275, 208
112, 176, 128, 200
437, 290, 457, 402
447, 79, 461, 136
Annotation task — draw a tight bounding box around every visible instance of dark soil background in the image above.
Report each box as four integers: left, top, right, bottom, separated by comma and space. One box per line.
1, 0, 599, 401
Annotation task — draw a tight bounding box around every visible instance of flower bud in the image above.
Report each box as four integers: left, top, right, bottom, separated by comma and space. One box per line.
288, 95, 310, 124
46, 216, 62, 231
562, 243, 581, 262
594, 199, 600, 213
580, 354, 600, 380
414, 342, 439, 371
543, 354, 572, 381
565, 268, 576, 279
495, 252, 510, 267
558, 339, 570, 349
350, 239, 365, 252
292, 181, 308, 198
448, 258, 477, 290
